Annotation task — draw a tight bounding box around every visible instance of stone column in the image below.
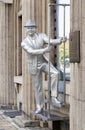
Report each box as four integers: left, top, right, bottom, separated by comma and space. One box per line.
22, 0, 34, 118
70, 0, 85, 130
0, 2, 14, 106
0, 2, 5, 104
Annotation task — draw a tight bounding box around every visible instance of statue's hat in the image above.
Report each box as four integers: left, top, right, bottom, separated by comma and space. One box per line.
24, 19, 37, 28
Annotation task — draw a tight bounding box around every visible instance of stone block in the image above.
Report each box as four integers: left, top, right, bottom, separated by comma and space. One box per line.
0, 104, 12, 110
13, 116, 40, 127
40, 121, 48, 128
23, 120, 40, 127
48, 121, 52, 130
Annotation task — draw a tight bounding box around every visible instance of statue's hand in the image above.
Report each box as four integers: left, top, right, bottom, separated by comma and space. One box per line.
43, 46, 51, 53
61, 37, 67, 43
58, 37, 63, 44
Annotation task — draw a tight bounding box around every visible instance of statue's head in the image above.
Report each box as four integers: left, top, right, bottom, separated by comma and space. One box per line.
24, 19, 37, 36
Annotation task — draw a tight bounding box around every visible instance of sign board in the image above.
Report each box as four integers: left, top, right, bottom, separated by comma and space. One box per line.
69, 31, 80, 63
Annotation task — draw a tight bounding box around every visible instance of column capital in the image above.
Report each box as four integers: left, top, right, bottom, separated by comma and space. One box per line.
0, 0, 13, 4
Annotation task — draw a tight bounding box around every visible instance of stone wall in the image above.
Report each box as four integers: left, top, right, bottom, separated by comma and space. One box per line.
70, 0, 85, 130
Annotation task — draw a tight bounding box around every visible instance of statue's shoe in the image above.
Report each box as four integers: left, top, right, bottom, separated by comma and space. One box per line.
35, 108, 43, 114
51, 97, 62, 108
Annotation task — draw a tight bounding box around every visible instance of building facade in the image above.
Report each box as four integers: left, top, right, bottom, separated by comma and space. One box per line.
0, 0, 85, 130
70, 1, 85, 130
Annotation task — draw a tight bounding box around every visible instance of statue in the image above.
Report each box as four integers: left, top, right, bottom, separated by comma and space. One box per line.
21, 19, 66, 114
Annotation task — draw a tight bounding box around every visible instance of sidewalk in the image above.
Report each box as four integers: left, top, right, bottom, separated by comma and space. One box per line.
0, 110, 49, 130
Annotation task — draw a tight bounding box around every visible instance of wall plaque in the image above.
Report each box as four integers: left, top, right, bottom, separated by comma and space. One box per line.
69, 31, 80, 63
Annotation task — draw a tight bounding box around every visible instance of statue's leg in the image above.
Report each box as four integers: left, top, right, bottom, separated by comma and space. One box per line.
32, 70, 44, 113
42, 62, 61, 106
42, 62, 59, 97
49, 64, 59, 97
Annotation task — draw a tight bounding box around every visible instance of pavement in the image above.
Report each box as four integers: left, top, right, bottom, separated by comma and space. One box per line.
0, 110, 50, 130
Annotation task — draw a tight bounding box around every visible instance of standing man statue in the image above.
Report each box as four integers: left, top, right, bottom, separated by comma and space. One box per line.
21, 19, 65, 114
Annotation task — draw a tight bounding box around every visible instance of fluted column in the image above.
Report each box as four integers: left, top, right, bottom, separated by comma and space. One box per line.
22, 0, 32, 118
0, 2, 14, 106
0, 2, 5, 104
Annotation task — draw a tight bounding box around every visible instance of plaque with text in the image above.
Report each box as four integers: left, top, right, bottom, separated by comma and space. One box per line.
69, 31, 80, 63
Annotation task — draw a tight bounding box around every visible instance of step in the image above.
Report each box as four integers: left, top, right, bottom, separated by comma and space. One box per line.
13, 116, 40, 127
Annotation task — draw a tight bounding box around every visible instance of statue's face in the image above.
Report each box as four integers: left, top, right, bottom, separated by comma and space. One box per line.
27, 27, 36, 36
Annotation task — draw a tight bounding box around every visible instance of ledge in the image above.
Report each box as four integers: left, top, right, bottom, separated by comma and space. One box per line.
0, 0, 13, 4
14, 76, 23, 85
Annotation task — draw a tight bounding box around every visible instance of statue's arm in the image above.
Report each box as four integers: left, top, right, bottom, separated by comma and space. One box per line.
43, 33, 62, 46
21, 40, 49, 55
50, 38, 62, 45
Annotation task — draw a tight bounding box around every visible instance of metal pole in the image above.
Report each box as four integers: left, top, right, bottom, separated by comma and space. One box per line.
48, 3, 51, 118
63, 5, 66, 104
